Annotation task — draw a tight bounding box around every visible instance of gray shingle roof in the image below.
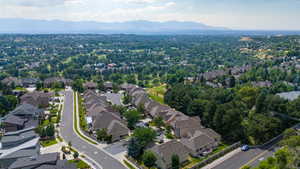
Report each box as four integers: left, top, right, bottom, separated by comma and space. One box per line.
3, 114, 26, 126
180, 131, 215, 151
35, 160, 77, 169
1, 130, 37, 145
1, 149, 38, 160
8, 153, 58, 169
150, 140, 191, 168
107, 120, 129, 141
92, 111, 122, 130
10, 103, 43, 117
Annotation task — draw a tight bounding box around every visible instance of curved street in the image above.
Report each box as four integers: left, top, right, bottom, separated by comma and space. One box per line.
60, 90, 127, 169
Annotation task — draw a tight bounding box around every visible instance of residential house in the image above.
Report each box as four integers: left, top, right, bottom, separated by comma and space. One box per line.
83, 90, 129, 142
1, 128, 38, 149
10, 103, 44, 120
1, 77, 22, 87
120, 83, 136, 92
43, 77, 73, 88
149, 140, 192, 169
20, 91, 53, 108
180, 129, 221, 157
173, 117, 202, 138
0, 134, 40, 169
8, 152, 77, 169
21, 78, 40, 88
2, 104, 44, 132
83, 81, 97, 90
251, 81, 272, 88
2, 114, 26, 132
103, 82, 113, 90
92, 111, 129, 142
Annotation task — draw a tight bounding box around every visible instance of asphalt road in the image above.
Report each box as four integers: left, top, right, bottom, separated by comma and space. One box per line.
212, 142, 279, 169
60, 90, 127, 169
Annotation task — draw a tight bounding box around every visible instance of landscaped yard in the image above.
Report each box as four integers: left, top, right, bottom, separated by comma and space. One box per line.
68, 159, 90, 169
146, 84, 167, 104
182, 143, 229, 169
42, 119, 50, 126
40, 139, 58, 147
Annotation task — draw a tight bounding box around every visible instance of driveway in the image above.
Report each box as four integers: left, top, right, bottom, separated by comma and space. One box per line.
60, 90, 127, 169
104, 140, 128, 155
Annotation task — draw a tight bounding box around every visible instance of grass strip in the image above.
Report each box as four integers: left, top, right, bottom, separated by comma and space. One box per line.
73, 92, 97, 145
123, 160, 136, 169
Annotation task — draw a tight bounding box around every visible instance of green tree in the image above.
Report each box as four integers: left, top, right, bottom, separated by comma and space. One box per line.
124, 109, 141, 129
237, 86, 259, 109
171, 154, 180, 169
73, 151, 79, 159
96, 129, 108, 141
132, 127, 156, 147
243, 114, 281, 144
255, 90, 267, 113
187, 99, 207, 116
123, 94, 132, 105
127, 137, 143, 159
46, 123, 55, 137
143, 151, 157, 168
153, 116, 164, 129
72, 79, 84, 92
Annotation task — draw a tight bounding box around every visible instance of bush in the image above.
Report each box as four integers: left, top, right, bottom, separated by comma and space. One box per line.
143, 151, 157, 168
73, 151, 79, 159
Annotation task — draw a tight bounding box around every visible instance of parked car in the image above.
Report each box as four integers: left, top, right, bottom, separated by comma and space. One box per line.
241, 145, 250, 151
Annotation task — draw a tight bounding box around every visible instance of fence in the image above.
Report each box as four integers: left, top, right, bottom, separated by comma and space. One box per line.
189, 142, 241, 169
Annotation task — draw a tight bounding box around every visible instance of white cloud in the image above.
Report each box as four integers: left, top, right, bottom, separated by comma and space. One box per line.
113, 0, 163, 4
62, 1, 176, 22
0, 0, 84, 7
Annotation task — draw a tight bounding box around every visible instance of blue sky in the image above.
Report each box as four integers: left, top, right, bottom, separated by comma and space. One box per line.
0, 0, 300, 30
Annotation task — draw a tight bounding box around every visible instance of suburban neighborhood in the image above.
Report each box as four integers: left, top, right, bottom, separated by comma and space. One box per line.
0, 32, 300, 169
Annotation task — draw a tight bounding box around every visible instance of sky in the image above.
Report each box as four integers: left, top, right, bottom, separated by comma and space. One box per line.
0, 0, 300, 30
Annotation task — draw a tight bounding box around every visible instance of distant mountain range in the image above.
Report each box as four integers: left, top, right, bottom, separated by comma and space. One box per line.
0, 18, 229, 34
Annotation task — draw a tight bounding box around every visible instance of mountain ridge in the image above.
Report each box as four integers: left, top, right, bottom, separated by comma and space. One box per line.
0, 18, 229, 34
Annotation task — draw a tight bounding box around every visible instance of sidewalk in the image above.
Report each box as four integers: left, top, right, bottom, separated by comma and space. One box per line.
201, 148, 241, 169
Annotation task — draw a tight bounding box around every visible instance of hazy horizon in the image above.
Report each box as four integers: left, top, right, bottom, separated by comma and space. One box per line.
0, 0, 300, 31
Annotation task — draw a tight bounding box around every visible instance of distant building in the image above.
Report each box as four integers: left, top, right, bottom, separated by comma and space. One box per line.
20, 78, 40, 88
103, 82, 113, 90
83, 81, 97, 90
43, 77, 73, 88
1, 77, 22, 87
251, 81, 272, 88
277, 91, 300, 101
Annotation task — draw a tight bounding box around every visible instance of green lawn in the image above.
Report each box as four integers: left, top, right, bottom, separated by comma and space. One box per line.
42, 119, 50, 126
69, 159, 90, 169
40, 139, 58, 147
73, 92, 97, 145
51, 116, 57, 123
146, 84, 167, 104
124, 160, 136, 169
